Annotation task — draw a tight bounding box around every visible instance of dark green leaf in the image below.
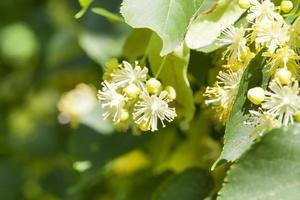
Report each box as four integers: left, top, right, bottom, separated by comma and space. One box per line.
153, 168, 214, 200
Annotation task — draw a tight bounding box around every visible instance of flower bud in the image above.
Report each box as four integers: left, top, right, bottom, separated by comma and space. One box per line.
146, 78, 161, 94
123, 84, 140, 98
247, 87, 265, 105
120, 109, 129, 121
139, 122, 149, 132
239, 0, 251, 9
281, 1, 293, 13
165, 86, 176, 100
275, 68, 292, 85
295, 112, 300, 123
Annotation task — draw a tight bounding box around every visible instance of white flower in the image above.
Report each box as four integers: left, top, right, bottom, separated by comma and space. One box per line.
254, 19, 290, 52
245, 109, 280, 139
262, 80, 300, 126
98, 81, 126, 123
111, 61, 148, 89
219, 25, 248, 62
263, 46, 300, 77
204, 69, 244, 123
133, 91, 176, 132
58, 83, 97, 124
247, 0, 280, 23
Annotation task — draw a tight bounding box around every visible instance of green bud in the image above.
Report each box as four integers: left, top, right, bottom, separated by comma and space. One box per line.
281, 1, 293, 13
239, 0, 251, 9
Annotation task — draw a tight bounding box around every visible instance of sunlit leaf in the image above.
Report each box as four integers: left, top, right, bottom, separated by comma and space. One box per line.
219, 124, 300, 200
185, 0, 244, 50
121, 0, 205, 55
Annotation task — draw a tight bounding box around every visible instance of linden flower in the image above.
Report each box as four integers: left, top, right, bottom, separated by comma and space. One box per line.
254, 19, 290, 53
219, 25, 248, 62
261, 80, 300, 126
111, 61, 148, 89
246, 109, 280, 139
133, 91, 176, 132
247, 0, 279, 23
263, 46, 300, 77
58, 83, 97, 124
98, 81, 126, 123
204, 69, 243, 123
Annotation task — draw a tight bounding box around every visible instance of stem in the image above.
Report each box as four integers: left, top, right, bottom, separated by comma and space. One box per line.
155, 56, 167, 79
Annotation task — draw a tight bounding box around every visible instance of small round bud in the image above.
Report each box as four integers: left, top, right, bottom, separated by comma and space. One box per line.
123, 84, 140, 98
275, 68, 292, 85
120, 109, 129, 121
146, 78, 161, 94
239, 0, 251, 9
247, 87, 265, 105
281, 1, 293, 13
165, 86, 176, 100
295, 112, 300, 122
139, 122, 149, 132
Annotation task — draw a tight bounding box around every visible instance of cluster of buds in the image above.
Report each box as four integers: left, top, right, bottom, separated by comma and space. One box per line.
205, 0, 300, 134
97, 60, 177, 132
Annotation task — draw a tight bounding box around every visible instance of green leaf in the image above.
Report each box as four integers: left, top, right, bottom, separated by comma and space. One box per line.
123, 29, 153, 61
148, 34, 195, 121
78, 28, 129, 67
92, 7, 124, 23
213, 51, 267, 169
153, 168, 214, 200
218, 124, 300, 200
120, 0, 204, 56
289, 17, 300, 48
185, 0, 244, 50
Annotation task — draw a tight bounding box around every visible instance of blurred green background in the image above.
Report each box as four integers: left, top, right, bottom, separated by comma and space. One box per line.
0, 0, 223, 199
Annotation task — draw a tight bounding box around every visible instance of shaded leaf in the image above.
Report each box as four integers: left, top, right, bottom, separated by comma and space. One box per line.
219, 124, 300, 200
153, 168, 214, 200
148, 34, 195, 121
68, 125, 151, 190
123, 29, 153, 61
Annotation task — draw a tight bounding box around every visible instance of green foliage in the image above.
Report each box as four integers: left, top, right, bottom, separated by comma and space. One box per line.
1, 0, 300, 199
185, 0, 244, 51
148, 34, 195, 121
213, 51, 268, 168
219, 124, 300, 200
121, 0, 204, 55
153, 168, 214, 200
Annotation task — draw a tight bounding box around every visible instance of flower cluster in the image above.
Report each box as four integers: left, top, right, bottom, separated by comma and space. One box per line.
205, 0, 300, 134
98, 60, 177, 132
57, 83, 97, 126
